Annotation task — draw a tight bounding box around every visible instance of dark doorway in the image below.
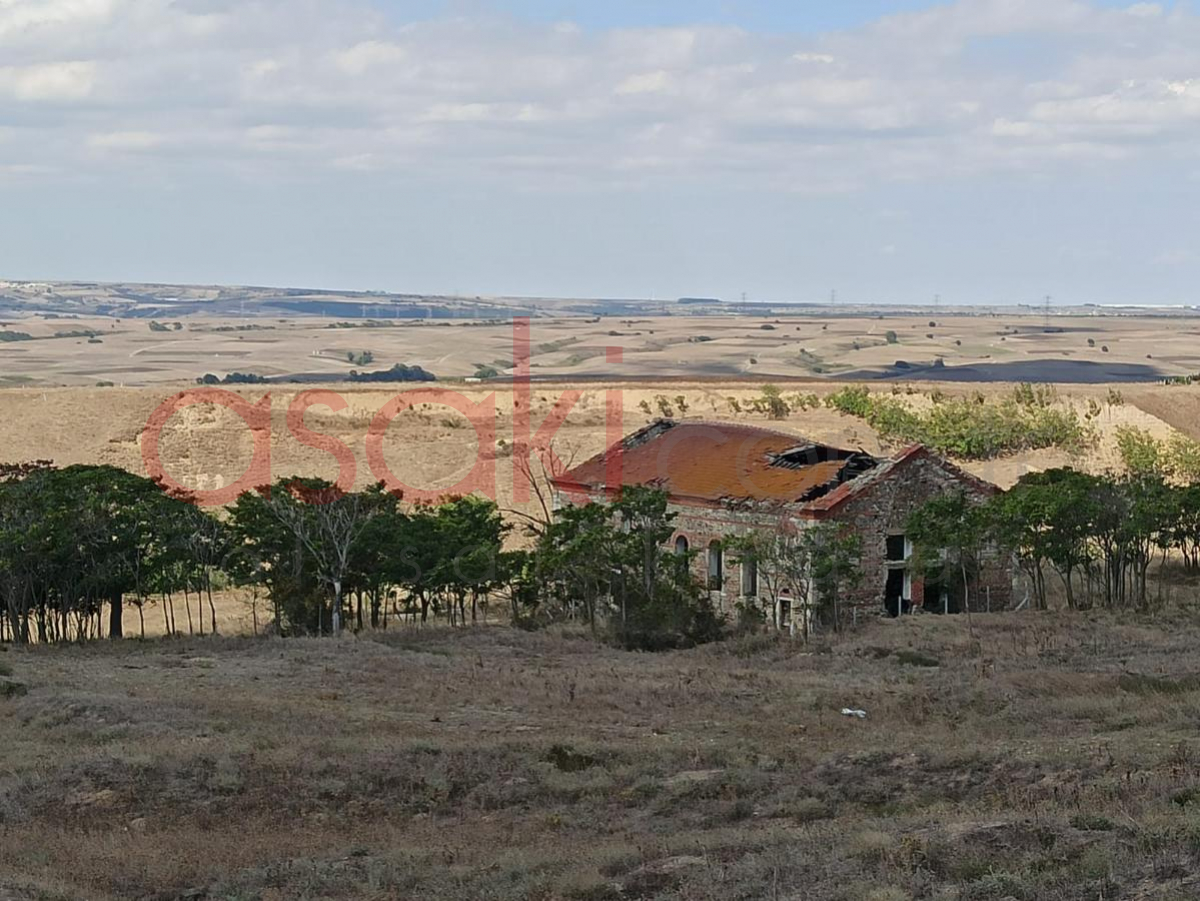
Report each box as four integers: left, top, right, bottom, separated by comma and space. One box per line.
923, 569, 964, 615
885, 569, 911, 617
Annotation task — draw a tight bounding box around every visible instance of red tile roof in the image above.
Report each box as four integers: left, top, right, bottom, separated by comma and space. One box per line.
552, 421, 867, 507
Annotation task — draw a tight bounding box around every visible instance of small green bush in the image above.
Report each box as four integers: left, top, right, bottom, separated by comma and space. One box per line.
826, 384, 1089, 460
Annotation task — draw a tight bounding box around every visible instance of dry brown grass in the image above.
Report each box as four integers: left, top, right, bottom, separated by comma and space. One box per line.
5, 612, 1200, 899
4, 313, 1200, 387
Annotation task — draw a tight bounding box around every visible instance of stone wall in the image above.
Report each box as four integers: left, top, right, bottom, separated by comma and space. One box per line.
826, 452, 1014, 617
553, 448, 1015, 626
665, 504, 780, 617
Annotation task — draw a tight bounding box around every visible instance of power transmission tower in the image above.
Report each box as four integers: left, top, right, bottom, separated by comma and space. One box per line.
1043, 295, 1052, 330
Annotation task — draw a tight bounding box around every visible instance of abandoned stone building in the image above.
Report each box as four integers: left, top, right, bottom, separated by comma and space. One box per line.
551, 421, 1013, 627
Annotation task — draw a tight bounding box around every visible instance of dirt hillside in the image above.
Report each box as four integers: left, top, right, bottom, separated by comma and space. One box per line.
2, 382, 1197, 512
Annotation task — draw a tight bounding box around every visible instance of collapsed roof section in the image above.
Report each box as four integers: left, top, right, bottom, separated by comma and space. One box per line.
552, 420, 881, 509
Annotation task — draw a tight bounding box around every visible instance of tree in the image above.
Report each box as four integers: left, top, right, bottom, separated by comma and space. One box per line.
807, 524, 863, 634
232, 479, 390, 635
509, 439, 578, 539
537, 501, 619, 632
609, 487, 721, 650
991, 470, 1092, 610
727, 518, 863, 638
726, 517, 815, 635
0, 464, 197, 643
534, 488, 720, 650
908, 491, 994, 635
430, 496, 508, 626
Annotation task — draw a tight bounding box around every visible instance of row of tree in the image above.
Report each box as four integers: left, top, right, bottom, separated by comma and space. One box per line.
0, 463, 518, 643
908, 469, 1200, 613
10, 457, 1196, 647
0, 463, 750, 648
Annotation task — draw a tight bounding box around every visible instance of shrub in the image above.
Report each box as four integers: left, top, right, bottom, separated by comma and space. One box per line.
827, 386, 1089, 459
348, 364, 436, 383
196, 372, 269, 385
749, 385, 790, 420
885, 330, 898, 344
825, 386, 873, 418
1116, 426, 1164, 476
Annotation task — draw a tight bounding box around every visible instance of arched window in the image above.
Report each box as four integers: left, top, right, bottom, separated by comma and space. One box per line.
674, 535, 690, 556
707, 542, 724, 590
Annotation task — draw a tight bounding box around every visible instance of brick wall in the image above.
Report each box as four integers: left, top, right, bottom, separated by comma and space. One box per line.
826, 453, 1014, 617
553, 447, 1015, 626
667, 504, 780, 616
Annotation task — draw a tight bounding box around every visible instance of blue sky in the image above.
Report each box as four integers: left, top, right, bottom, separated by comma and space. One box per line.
1, 0, 1199, 305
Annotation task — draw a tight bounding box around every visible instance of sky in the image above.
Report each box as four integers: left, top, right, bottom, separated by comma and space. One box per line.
1, 0, 1199, 305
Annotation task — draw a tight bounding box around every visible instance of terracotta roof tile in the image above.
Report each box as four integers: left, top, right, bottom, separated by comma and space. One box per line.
553, 421, 865, 506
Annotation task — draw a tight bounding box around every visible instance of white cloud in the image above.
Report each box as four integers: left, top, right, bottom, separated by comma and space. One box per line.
87, 129, 163, 150
615, 70, 671, 95
1, 0, 1199, 190
1126, 3, 1163, 18
1154, 249, 1198, 265
792, 52, 835, 64
334, 40, 406, 76
0, 61, 95, 101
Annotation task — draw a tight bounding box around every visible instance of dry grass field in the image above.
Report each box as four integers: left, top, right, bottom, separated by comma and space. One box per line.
6, 310, 1200, 899
3, 313, 1200, 387
6, 611, 1200, 899
0, 378, 1196, 519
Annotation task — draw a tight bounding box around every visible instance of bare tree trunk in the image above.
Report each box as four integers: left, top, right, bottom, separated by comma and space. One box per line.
206, 573, 218, 635
183, 587, 195, 636
108, 590, 123, 639
332, 580, 342, 635
961, 560, 975, 640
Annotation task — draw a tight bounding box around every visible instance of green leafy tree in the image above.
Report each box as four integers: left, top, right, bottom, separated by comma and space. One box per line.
908, 491, 995, 634
807, 524, 863, 634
